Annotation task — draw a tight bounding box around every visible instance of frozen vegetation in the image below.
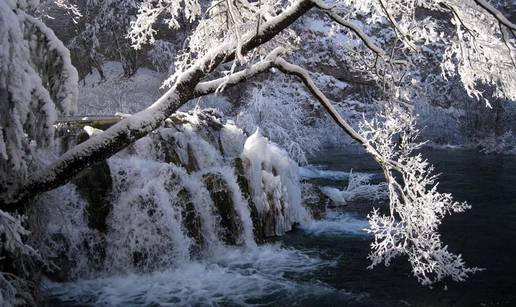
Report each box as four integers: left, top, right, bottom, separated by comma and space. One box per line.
77, 62, 165, 115
319, 170, 387, 205
1, 0, 515, 305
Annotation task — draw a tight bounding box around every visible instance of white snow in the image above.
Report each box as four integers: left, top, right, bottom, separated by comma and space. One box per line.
78, 62, 166, 115
242, 129, 310, 233
302, 211, 370, 237
319, 170, 387, 205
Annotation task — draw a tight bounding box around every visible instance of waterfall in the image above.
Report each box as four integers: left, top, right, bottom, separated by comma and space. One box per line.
30, 109, 311, 281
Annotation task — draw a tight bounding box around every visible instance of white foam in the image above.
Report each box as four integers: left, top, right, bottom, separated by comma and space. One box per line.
43, 244, 348, 306
301, 211, 370, 237
299, 166, 351, 180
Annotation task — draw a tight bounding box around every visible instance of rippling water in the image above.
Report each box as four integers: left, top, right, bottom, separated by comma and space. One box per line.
283, 147, 516, 306
45, 148, 516, 306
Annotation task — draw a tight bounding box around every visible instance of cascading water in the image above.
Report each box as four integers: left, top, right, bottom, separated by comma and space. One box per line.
30, 109, 336, 305
30, 131, 516, 306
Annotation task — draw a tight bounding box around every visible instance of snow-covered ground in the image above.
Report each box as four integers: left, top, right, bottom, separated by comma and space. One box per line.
78, 62, 166, 115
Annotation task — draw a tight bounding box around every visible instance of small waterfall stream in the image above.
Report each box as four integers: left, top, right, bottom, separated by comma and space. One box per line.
32, 134, 516, 306
30, 109, 326, 305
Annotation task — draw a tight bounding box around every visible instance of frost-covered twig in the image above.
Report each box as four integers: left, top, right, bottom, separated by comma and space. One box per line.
247, 56, 479, 285
0, 211, 35, 257
0, 209, 39, 305
312, 0, 385, 57
0, 0, 78, 204
128, 0, 201, 50
359, 107, 481, 285
377, 0, 417, 51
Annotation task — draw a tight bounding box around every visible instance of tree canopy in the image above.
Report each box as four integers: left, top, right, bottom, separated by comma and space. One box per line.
0, 0, 515, 303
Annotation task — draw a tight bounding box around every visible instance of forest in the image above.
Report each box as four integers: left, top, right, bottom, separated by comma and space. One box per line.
0, 0, 515, 305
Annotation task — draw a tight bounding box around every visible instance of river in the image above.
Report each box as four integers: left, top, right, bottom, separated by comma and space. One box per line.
45, 148, 516, 306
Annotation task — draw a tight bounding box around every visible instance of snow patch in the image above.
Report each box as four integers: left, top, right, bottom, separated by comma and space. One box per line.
319, 170, 387, 205
78, 62, 165, 115
242, 129, 310, 233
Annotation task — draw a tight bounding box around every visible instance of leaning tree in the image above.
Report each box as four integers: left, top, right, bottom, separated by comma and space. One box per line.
1, 0, 515, 302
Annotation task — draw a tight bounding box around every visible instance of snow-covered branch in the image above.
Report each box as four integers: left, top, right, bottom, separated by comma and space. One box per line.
0, 0, 78, 199
360, 108, 481, 285
271, 57, 370, 147
474, 0, 516, 32
194, 48, 287, 96
0, 0, 316, 209
253, 57, 479, 285
312, 0, 385, 57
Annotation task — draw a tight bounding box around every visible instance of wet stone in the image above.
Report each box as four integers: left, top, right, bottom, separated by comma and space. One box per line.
203, 173, 243, 245
177, 188, 204, 255
232, 158, 265, 243
72, 160, 113, 234
186, 143, 200, 173
302, 183, 329, 220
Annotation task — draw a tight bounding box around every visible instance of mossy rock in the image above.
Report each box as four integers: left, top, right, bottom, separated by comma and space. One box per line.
264, 192, 279, 237
232, 158, 265, 243
72, 160, 113, 234
165, 174, 204, 255
302, 183, 328, 220
177, 188, 204, 255
203, 173, 242, 245
168, 112, 190, 126
232, 158, 251, 197
159, 135, 183, 166
186, 143, 200, 173
196, 109, 224, 131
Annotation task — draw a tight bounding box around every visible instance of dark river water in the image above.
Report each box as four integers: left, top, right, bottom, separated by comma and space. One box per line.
45, 148, 516, 306
282, 147, 516, 307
